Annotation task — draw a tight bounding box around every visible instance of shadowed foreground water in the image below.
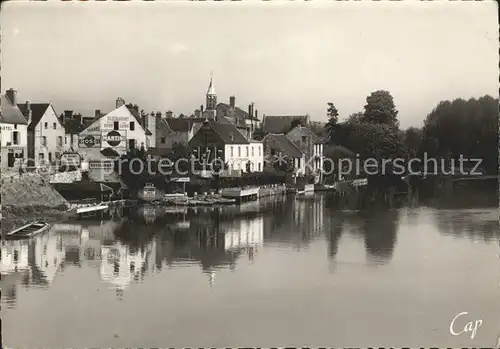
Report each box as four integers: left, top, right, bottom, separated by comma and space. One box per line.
1, 194, 499, 347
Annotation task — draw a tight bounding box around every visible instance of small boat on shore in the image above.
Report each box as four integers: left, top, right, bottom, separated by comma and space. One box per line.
5, 221, 50, 240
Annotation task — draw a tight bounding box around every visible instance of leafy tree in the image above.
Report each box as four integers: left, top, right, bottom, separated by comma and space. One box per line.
325, 102, 340, 144
403, 127, 423, 158
327, 102, 339, 123
252, 126, 266, 141
290, 118, 304, 129
421, 95, 498, 174
346, 112, 364, 124
362, 90, 399, 128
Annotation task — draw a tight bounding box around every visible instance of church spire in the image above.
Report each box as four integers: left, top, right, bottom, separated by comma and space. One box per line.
207, 71, 216, 95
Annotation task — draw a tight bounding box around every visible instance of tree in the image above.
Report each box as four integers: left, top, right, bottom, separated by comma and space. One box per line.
403, 127, 423, 158
421, 95, 498, 174
363, 90, 399, 128
346, 112, 364, 124
327, 102, 339, 123
252, 126, 266, 141
290, 118, 304, 129
325, 102, 340, 144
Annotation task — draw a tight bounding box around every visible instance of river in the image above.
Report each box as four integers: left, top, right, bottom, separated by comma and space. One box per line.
1, 193, 499, 348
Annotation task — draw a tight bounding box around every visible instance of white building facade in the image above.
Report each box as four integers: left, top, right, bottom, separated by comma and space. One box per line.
0, 91, 28, 169
79, 99, 153, 156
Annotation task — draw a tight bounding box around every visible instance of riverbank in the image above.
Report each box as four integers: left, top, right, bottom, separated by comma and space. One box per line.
1, 204, 74, 234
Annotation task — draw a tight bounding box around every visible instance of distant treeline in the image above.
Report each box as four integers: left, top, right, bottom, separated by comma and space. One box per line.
324, 91, 498, 175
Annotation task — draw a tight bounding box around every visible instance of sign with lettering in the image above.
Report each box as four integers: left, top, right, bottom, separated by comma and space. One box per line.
83, 124, 101, 133
107, 116, 129, 122
79, 134, 101, 148
105, 130, 125, 147
60, 152, 81, 166
0, 125, 13, 131
103, 122, 128, 130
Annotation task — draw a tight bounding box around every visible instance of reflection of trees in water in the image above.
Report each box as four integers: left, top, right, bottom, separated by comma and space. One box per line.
327, 217, 343, 259
338, 210, 399, 263
435, 210, 499, 242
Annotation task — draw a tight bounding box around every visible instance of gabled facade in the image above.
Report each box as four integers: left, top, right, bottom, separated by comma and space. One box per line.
158, 117, 205, 150
0, 90, 28, 169
17, 98, 66, 165
262, 133, 305, 176
286, 125, 324, 181
188, 121, 263, 174
79, 98, 153, 156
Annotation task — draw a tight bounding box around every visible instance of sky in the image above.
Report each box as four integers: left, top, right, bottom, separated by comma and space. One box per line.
1, 0, 498, 128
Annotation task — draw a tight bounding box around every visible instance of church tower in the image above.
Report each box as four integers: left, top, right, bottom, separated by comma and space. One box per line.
206, 73, 217, 114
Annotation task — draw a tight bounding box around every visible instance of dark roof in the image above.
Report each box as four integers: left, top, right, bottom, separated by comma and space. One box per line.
147, 147, 170, 156
1, 95, 28, 124
18, 103, 54, 130
263, 134, 303, 158
288, 125, 323, 144
209, 122, 249, 144
60, 116, 94, 134
100, 148, 120, 158
262, 114, 309, 134
217, 115, 248, 131
165, 118, 201, 132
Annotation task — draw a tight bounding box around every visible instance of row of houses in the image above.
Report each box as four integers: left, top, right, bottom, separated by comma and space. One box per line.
1, 79, 324, 179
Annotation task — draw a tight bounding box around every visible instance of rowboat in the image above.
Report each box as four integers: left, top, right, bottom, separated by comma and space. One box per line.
4, 221, 50, 240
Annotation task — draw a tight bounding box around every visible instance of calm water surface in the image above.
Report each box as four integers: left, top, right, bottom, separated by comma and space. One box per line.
2, 194, 499, 347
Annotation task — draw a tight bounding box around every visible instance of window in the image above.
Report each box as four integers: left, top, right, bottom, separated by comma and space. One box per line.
128, 139, 136, 150
238, 146, 241, 157
48, 152, 52, 162
65, 137, 67, 145
259, 147, 261, 156
251, 146, 254, 156
230, 146, 233, 157
271, 148, 276, 156
246, 146, 249, 157
39, 153, 44, 160
114, 121, 119, 130
57, 136, 63, 146
44, 122, 48, 129
161, 137, 166, 144
53, 122, 57, 129
42, 136, 47, 146
258, 163, 261, 171
12, 131, 19, 145
14, 124, 17, 130
130, 122, 135, 131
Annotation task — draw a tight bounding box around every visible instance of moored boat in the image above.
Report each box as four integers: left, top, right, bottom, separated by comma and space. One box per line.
5, 221, 50, 240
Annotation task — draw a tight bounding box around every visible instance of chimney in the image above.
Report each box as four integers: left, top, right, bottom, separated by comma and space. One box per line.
116, 97, 125, 109
25, 101, 32, 124
195, 109, 201, 118
201, 105, 204, 117
155, 111, 162, 120
75, 114, 82, 125
229, 96, 235, 109
6, 88, 17, 105
165, 111, 173, 118
95, 109, 101, 118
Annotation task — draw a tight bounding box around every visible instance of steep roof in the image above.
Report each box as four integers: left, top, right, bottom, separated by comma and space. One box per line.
262, 114, 309, 134
17, 103, 55, 130
207, 77, 216, 95
81, 104, 152, 136
0, 95, 28, 125
217, 114, 248, 131
289, 125, 323, 144
217, 103, 259, 121
60, 116, 94, 134
263, 133, 303, 158
165, 118, 203, 132
209, 122, 249, 144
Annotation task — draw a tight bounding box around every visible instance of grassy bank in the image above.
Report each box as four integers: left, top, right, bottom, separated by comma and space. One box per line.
1, 204, 73, 233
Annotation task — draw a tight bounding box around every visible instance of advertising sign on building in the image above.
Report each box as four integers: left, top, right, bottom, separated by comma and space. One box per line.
60, 152, 81, 167
103, 130, 127, 148
78, 134, 102, 148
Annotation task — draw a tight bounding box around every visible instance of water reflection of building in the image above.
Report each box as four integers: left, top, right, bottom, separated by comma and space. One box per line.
224, 217, 263, 252
1, 240, 29, 272
100, 240, 156, 291
31, 232, 66, 283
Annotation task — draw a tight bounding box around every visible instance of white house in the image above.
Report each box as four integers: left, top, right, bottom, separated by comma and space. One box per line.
18, 99, 66, 165
188, 121, 264, 174
0, 90, 28, 169
79, 98, 153, 157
